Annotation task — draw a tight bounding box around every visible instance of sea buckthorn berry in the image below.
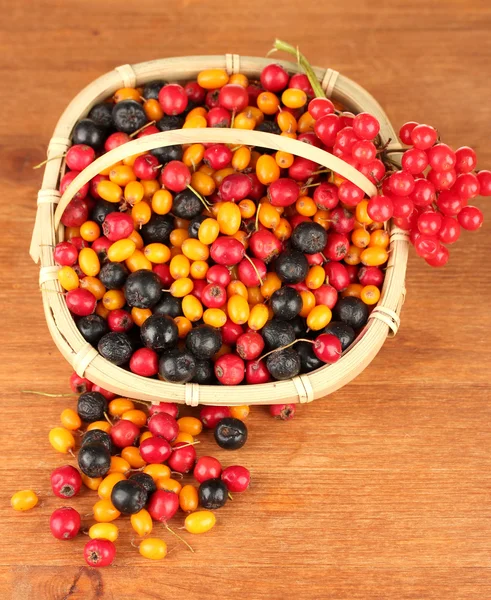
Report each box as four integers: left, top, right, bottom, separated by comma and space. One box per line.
143, 464, 171, 482
151, 189, 173, 215
109, 164, 137, 187
80, 276, 106, 300
275, 151, 295, 169
121, 409, 147, 428
217, 202, 241, 236
107, 239, 136, 263
256, 155, 280, 185
203, 308, 227, 328
102, 289, 126, 311
60, 408, 82, 431
89, 523, 119, 542
183, 114, 207, 129
144, 98, 164, 121
79, 248, 100, 277
93, 498, 121, 523
182, 294, 204, 322
108, 456, 131, 475
229, 405, 250, 420
237, 199, 255, 219
277, 111, 297, 133
233, 110, 256, 129
129, 307, 151, 327
258, 203, 281, 229
179, 485, 199, 512
174, 316, 192, 338
98, 473, 126, 500
273, 217, 292, 241
190, 260, 209, 279
191, 171, 216, 196
282, 88, 307, 108
369, 229, 390, 249
87, 421, 112, 433
172, 432, 194, 446
11, 490, 39, 511
361, 285, 381, 305
299, 290, 316, 318
81, 474, 103, 491
58, 266, 80, 291
352, 228, 371, 248
169, 228, 189, 248
344, 245, 363, 266
360, 247, 389, 267
139, 538, 167, 561
184, 510, 216, 534
80, 221, 101, 242
170, 254, 191, 279
49, 427, 76, 454
130, 508, 153, 537
128, 229, 144, 249
141, 179, 161, 198
182, 144, 205, 169
114, 87, 141, 103
122, 446, 146, 469
144, 243, 171, 264
256, 91, 280, 115
182, 239, 210, 261
296, 197, 317, 217
108, 397, 135, 417
156, 478, 182, 494
248, 303, 269, 330
307, 305, 332, 330
177, 416, 203, 436
97, 180, 123, 203
132, 201, 152, 227
248, 286, 264, 306
232, 146, 251, 171
123, 181, 144, 206
228, 294, 250, 325
198, 69, 229, 89
140, 431, 153, 443
341, 283, 363, 298
297, 111, 316, 133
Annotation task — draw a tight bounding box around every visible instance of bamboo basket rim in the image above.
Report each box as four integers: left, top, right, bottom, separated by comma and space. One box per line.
31, 54, 409, 406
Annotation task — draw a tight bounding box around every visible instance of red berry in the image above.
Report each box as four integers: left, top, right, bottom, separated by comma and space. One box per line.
237, 257, 267, 287
203, 144, 233, 170
218, 84, 249, 112
110, 419, 140, 449
269, 404, 296, 420
50, 507, 81, 540
245, 359, 271, 384
221, 465, 250, 492
417, 210, 443, 235
438, 216, 461, 244
54, 241, 78, 266
289, 73, 314, 97
297, 131, 322, 147
184, 81, 206, 103
149, 402, 179, 419
329, 207, 355, 234
107, 308, 133, 333
139, 436, 172, 463
91, 385, 116, 400
452, 172, 480, 201
153, 264, 174, 287
215, 354, 245, 385
219, 173, 252, 202
314, 114, 342, 147
411, 178, 436, 207
389, 171, 415, 197
359, 159, 386, 184
435, 189, 464, 216
352, 113, 380, 141
84, 539, 116, 567
129, 348, 158, 377
392, 196, 414, 219
66, 144, 96, 171
455, 146, 477, 173
358, 266, 384, 287
247, 173, 266, 201
206, 106, 231, 128
147, 412, 179, 441
205, 89, 220, 109
69, 372, 92, 394
337, 180, 364, 207
137, 125, 160, 138
133, 154, 160, 180
102, 212, 134, 242
248, 230, 282, 263
410, 124, 437, 150
158, 83, 188, 115
61, 198, 89, 227
92, 236, 112, 262
200, 406, 232, 429
477, 170, 491, 196
268, 178, 299, 207
236, 331, 264, 360
260, 63, 289, 92
51, 465, 82, 499
313, 284, 338, 308
66, 289, 96, 317
425, 245, 450, 268
427, 143, 456, 172
324, 262, 350, 292
399, 121, 419, 145
191, 278, 207, 301
413, 234, 440, 258
457, 205, 484, 231
345, 264, 359, 283
104, 132, 130, 152
288, 157, 318, 181
308, 97, 334, 119
313, 182, 339, 210
161, 161, 191, 193
167, 442, 196, 474
221, 319, 244, 345
401, 148, 428, 174
60, 171, 89, 201
194, 456, 222, 483
335, 127, 359, 154
324, 232, 349, 261
210, 237, 246, 266
352, 139, 377, 165
367, 195, 394, 221
201, 283, 227, 308
313, 334, 342, 363
147, 490, 179, 522
206, 265, 231, 287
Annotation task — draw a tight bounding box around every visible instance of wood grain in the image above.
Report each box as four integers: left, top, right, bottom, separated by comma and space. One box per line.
1, 0, 491, 598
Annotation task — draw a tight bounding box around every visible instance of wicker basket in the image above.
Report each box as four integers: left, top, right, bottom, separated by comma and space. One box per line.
30, 54, 409, 406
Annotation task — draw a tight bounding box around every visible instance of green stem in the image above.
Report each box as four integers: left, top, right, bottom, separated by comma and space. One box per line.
272, 39, 325, 99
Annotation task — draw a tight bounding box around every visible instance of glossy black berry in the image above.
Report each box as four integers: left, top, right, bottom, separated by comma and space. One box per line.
289, 316, 312, 339
91, 200, 118, 226
151, 144, 183, 165
81, 429, 112, 452
99, 262, 129, 290
112, 100, 147, 134
140, 214, 173, 245
323, 321, 356, 351
255, 120, 281, 154
98, 332, 133, 365
332, 297, 369, 330
297, 341, 324, 373
140, 315, 179, 352
274, 250, 309, 284
192, 359, 216, 384
88, 103, 114, 130
214, 417, 248, 450
72, 119, 106, 149
185, 325, 222, 360
143, 79, 168, 100
159, 349, 197, 384
129, 472, 157, 498
124, 270, 162, 309
261, 319, 295, 350
111, 480, 147, 514
172, 189, 203, 220
188, 215, 208, 239
271, 286, 302, 320
198, 478, 228, 509
76, 314, 109, 345
153, 293, 183, 319
77, 392, 108, 423
156, 115, 185, 132
78, 443, 111, 478
266, 348, 301, 380
291, 222, 328, 254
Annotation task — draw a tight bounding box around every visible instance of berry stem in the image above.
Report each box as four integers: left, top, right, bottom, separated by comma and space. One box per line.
186, 185, 211, 209
129, 120, 156, 138
257, 337, 314, 362
22, 390, 76, 397
272, 39, 326, 99
164, 523, 195, 553
33, 154, 67, 170
243, 253, 264, 286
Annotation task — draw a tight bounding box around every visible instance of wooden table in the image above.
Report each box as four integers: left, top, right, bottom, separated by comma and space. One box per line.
1, 0, 490, 597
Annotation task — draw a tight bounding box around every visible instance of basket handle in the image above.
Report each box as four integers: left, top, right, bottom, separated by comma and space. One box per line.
50, 128, 378, 230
